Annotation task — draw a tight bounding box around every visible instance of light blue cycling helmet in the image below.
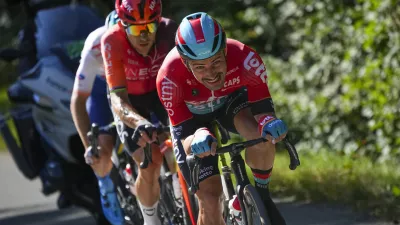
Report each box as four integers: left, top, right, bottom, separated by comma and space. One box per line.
176, 12, 226, 60
105, 10, 120, 29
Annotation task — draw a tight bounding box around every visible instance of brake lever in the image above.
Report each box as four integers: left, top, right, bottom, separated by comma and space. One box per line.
140, 144, 152, 169
186, 153, 201, 195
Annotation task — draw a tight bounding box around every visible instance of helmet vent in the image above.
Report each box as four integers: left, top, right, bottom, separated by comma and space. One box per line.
211, 34, 219, 52
186, 14, 202, 20
149, 12, 158, 20
139, 0, 146, 19
125, 13, 137, 23
178, 44, 197, 58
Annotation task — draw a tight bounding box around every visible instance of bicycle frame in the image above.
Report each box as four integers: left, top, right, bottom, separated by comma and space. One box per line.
214, 122, 253, 224
218, 134, 250, 221
187, 121, 300, 225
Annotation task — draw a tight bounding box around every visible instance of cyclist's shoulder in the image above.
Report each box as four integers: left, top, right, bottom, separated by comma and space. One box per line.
226, 38, 263, 68
157, 48, 188, 81
225, 39, 266, 83
101, 23, 124, 46
83, 26, 107, 50
226, 38, 257, 56
157, 17, 178, 47
161, 48, 186, 70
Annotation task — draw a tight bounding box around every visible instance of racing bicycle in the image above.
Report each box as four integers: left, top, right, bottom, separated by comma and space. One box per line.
88, 122, 143, 225
186, 121, 300, 225
88, 122, 197, 225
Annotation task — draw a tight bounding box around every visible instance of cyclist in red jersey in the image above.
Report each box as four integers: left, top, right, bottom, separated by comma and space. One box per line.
157, 12, 287, 225
101, 1, 178, 224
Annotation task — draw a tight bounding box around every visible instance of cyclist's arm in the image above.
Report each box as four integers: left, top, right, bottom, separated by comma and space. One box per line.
242, 48, 275, 121
101, 33, 147, 128
71, 92, 91, 149
109, 90, 148, 129
70, 48, 99, 149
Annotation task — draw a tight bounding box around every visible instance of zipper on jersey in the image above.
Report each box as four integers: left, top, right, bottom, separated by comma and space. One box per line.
210, 90, 215, 112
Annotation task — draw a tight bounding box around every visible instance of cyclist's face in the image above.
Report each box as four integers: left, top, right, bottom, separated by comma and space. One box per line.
188, 51, 227, 91
126, 30, 156, 56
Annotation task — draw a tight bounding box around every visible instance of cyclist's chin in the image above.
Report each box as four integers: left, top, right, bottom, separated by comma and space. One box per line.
135, 46, 151, 56
133, 42, 154, 56
203, 79, 224, 91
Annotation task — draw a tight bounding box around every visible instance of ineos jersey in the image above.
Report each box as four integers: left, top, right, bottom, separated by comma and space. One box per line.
102, 18, 177, 95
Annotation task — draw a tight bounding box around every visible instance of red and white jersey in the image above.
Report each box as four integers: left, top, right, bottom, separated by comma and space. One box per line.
156, 38, 271, 126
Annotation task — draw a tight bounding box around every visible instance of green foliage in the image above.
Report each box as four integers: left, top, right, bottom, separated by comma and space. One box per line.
265, 0, 400, 160
164, 0, 399, 160
197, 0, 399, 160
272, 150, 400, 220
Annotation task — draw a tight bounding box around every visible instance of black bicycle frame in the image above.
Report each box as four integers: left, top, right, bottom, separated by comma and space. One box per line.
227, 151, 251, 223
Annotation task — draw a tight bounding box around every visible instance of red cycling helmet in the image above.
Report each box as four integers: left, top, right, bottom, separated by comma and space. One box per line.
115, 0, 162, 25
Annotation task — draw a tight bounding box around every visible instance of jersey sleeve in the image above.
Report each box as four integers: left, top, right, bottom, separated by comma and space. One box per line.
156, 67, 193, 127
73, 28, 105, 95
101, 29, 127, 92
73, 50, 99, 95
241, 45, 275, 114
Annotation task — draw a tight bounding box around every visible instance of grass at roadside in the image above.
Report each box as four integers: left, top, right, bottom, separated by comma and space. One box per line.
271, 149, 400, 221
218, 136, 399, 222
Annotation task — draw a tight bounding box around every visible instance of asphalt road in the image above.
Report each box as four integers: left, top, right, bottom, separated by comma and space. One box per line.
0, 152, 393, 225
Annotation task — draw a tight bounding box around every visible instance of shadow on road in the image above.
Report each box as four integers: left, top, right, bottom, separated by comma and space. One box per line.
0, 206, 95, 225
0, 201, 392, 225
278, 201, 390, 225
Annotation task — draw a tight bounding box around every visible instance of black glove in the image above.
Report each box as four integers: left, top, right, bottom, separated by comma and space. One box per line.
130, 120, 157, 150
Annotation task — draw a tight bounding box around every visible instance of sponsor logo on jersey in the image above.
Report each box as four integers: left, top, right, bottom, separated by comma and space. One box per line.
223, 76, 240, 88
226, 66, 239, 76
128, 59, 139, 65
160, 77, 177, 116
221, 75, 240, 92
244, 51, 268, 83
185, 95, 228, 114
78, 74, 85, 80
104, 42, 112, 67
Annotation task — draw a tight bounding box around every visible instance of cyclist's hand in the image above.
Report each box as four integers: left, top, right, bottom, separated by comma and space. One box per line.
84, 146, 100, 165
131, 119, 157, 150
258, 115, 288, 144
190, 128, 217, 158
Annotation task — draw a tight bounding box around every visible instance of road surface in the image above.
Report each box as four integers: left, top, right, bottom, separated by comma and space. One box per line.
0, 152, 393, 225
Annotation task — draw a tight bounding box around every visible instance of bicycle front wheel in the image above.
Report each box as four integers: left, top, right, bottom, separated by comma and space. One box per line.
243, 185, 270, 225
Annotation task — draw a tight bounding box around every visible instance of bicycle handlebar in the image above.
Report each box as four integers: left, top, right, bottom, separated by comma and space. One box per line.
139, 126, 170, 169
186, 136, 300, 195
87, 123, 170, 169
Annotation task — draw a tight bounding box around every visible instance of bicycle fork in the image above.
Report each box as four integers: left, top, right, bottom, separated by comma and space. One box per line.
220, 154, 235, 202
219, 154, 236, 224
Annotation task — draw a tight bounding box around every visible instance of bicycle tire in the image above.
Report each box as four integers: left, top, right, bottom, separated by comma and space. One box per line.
242, 184, 270, 225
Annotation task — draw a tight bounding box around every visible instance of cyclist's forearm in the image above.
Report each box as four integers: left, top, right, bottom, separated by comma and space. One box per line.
110, 91, 146, 129
70, 92, 90, 149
